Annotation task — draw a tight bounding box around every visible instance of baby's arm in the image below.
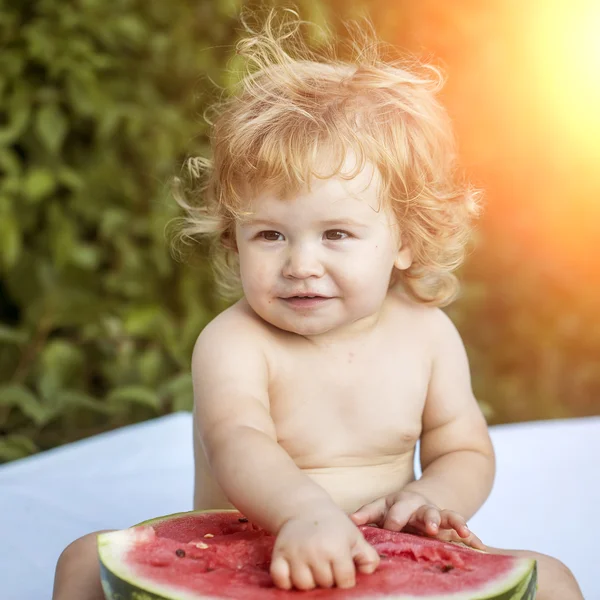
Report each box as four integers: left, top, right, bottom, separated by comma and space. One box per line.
192, 314, 378, 589
192, 316, 335, 532
353, 309, 494, 542
405, 308, 495, 516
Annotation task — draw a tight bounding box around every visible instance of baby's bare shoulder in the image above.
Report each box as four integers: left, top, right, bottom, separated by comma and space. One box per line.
195, 299, 270, 347
190, 300, 274, 383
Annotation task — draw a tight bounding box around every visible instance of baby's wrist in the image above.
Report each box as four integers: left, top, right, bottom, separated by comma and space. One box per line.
400, 481, 436, 504
276, 501, 343, 532
402, 479, 465, 516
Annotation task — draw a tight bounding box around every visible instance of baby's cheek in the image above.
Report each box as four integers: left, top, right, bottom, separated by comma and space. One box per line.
345, 258, 391, 296
239, 251, 264, 279
240, 257, 276, 297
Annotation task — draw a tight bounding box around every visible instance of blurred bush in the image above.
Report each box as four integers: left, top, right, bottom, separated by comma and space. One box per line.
0, 0, 251, 461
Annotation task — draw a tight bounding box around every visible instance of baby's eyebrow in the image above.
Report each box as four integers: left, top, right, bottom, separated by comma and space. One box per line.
238, 218, 279, 228
240, 217, 368, 228
317, 218, 368, 228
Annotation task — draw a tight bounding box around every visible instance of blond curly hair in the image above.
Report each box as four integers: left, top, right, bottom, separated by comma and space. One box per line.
173, 8, 481, 306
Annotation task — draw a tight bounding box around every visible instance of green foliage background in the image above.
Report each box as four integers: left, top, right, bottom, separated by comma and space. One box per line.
0, 0, 239, 461
0, 0, 598, 463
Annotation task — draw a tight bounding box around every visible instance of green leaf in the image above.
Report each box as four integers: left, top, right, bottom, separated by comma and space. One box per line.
57, 166, 84, 191
0, 176, 22, 196
0, 434, 38, 462
0, 148, 22, 176
48, 287, 108, 328
0, 84, 31, 145
3, 250, 44, 306
97, 105, 125, 142
70, 243, 101, 270
100, 208, 128, 238
160, 314, 188, 367
35, 103, 68, 154
0, 47, 26, 79
137, 347, 167, 387
158, 373, 193, 412
61, 390, 113, 415
223, 52, 246, 91
48, 203, 76, 268
106, 385, 161, 411
116, 15, 147, 45
24, 167, 57, 202
0, 325, 28, 345
123, 305, 163, 337
0, 385, 50, 426
0, 202, 22, 269
38, 340, 85, 401
216, 0, 242, 18
66, 69, 100, 117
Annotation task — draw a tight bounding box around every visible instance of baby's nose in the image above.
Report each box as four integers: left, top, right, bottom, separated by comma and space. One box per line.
282, 245, 324, 279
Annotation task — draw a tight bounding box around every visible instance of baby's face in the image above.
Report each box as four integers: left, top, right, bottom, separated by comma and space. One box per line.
234, 159, 411, 339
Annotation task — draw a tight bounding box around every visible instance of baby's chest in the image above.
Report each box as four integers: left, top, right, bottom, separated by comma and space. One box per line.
268, 350, 429, 465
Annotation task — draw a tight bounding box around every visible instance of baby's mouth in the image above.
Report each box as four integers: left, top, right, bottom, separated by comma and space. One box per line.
280, 295, 332, 308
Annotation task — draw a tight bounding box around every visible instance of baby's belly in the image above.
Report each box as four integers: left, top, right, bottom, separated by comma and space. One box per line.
301, 454, 416, 514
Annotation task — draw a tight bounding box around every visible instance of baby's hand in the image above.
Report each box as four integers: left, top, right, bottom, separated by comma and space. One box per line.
270, 509, 380, 590
350, 490, 485, 550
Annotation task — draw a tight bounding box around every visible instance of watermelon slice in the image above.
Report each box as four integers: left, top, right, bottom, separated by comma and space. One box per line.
98, 510, 537, 599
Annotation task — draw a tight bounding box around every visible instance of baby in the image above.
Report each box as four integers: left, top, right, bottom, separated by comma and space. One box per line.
53, 9, 583, 600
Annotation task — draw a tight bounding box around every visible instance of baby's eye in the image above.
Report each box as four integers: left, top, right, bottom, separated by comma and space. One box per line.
258, 230, 284, 241
324, 229, 350, 241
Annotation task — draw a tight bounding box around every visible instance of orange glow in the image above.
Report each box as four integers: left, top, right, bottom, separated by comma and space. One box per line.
526, 0, 600, 163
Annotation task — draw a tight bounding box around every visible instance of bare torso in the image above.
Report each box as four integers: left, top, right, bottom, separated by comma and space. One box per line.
194, 293, 432, 514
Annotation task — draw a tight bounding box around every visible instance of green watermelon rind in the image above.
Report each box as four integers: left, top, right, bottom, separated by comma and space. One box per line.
135, 509, 237, 527
98, 510, 537, 600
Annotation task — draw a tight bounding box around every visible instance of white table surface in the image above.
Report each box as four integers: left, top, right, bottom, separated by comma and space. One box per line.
1, 412, 598, 599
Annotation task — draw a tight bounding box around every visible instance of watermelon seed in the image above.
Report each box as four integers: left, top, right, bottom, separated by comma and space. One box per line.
238, 518, 249, 523
195, 542, 209, 549
175, 549, 186, 558
379, 553, 388, 558
441, 564, 454, 572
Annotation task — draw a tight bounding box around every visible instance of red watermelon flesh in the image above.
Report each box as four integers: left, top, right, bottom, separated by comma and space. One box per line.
98, 510, 537, 599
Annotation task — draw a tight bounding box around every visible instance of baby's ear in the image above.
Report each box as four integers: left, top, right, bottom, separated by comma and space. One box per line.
394, 242, 412, 271
221, 229, 238, 253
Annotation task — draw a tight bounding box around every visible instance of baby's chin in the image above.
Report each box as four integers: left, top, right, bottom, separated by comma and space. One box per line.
249, 301, 345, 338
264, 313, 340, 338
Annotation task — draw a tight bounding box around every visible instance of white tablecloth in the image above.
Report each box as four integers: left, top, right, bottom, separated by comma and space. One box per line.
1, 413, 598, 599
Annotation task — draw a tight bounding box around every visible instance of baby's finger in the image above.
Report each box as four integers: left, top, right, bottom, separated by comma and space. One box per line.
353, 538, 380, 575
331, 556, 356, 589
439, 510, 469, 537
410, 505, 441, 536
309, 560, 335, 589
270, 556, 292, 590
351, 497, 387, 527
382, 501, 416, 532
461, 530, 486, 551
289, 561, 316, 591
426, 520, 486, 551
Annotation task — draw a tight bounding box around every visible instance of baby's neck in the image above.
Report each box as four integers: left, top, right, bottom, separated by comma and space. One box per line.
301, 310, 384, 349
